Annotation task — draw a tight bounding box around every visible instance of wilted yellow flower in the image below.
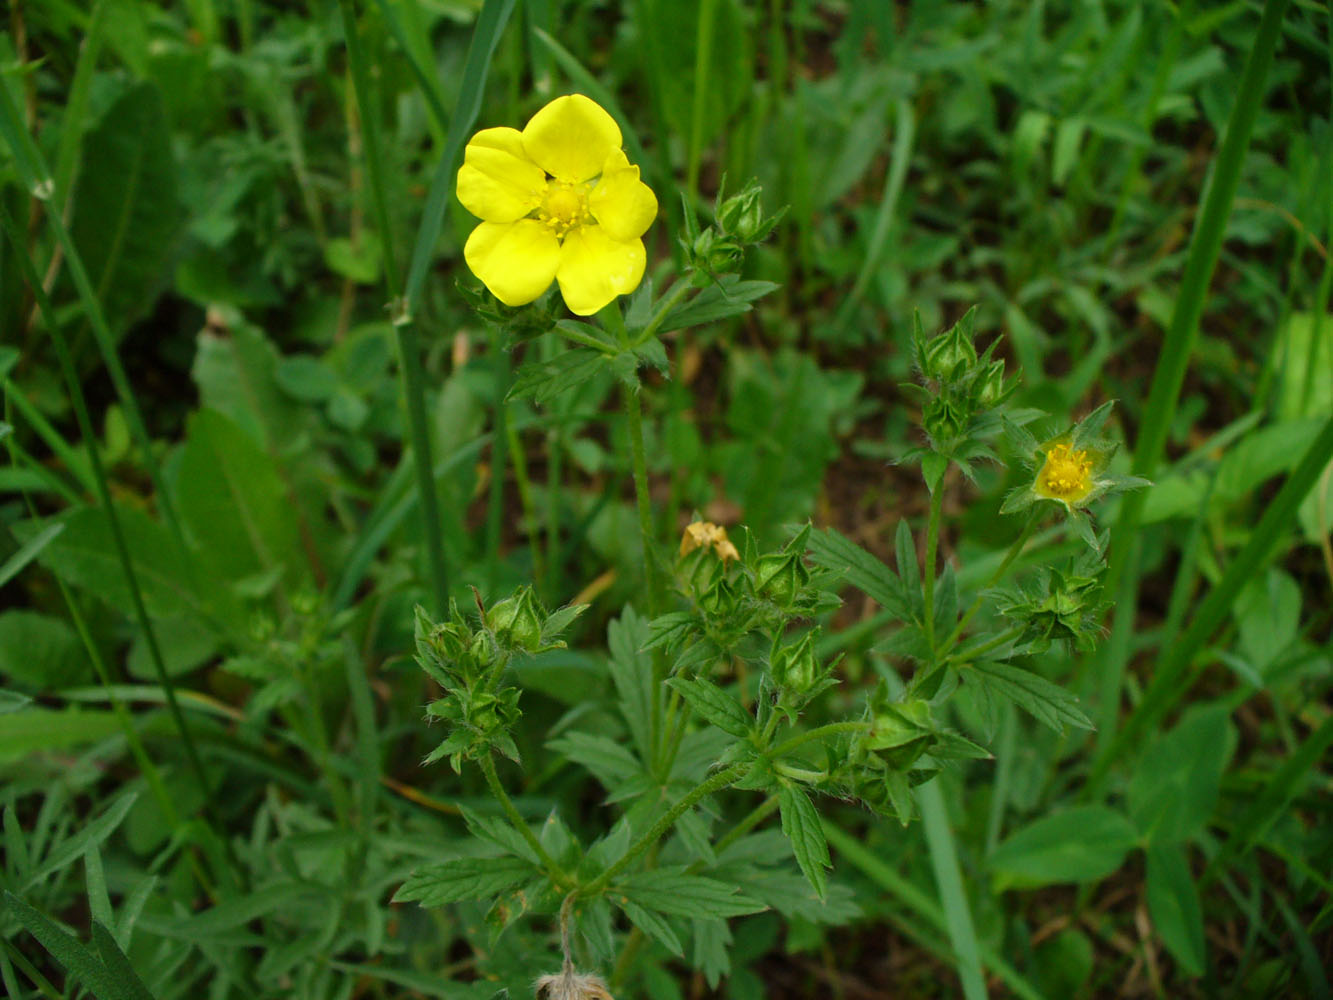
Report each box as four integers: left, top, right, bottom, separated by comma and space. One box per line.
679, 520, 737, 562
456, 94, 658, 316
1034, 442, 1094, 506
535, 968, 614, 1000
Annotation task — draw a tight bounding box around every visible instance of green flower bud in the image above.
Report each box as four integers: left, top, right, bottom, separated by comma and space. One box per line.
754, 552, 810, 607
771, 631, 820, 695
924, 395, 968, 442
976, 360, 1009, 407
923, 326, 977, 381
698, 576, 736, 617
486, 586, 544, 652
469, 691, 502, 733
469, 631, 497, 668
868, 699, 934, 769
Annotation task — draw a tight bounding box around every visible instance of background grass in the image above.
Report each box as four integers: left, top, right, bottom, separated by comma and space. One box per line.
1, 0, 1331, 997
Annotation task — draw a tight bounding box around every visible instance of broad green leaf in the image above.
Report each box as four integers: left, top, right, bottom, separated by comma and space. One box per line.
619, 868, 766, 920
192, 323, 307, 453
778, 784, 829, 900
33, 505, 211, 622
1232, 569, 1300, 674
0, 610, 88, 688
990, 806, 1138, 889
394, 857, 536, 907
1128, 704, 1234, 845
1146, 843, 1205, 977
665, 676, 752, 739
0, 707, 122, 764
807, 526, 912, 619
968, 660, 1093, 734
69, 82, 179, 336
175, 408, 302, 586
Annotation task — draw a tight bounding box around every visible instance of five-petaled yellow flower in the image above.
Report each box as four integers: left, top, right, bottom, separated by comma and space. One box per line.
456, 94, 658, 316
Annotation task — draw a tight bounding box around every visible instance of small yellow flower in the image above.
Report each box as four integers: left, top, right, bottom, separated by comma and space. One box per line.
456, 94, 658, 316
1034, 442, 1094, 505
679, 520, 737, 562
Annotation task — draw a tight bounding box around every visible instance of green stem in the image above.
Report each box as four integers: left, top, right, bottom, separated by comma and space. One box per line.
948, 627, 1022, 665
685, 0, 718, 205
507, 416, 545, 593
582, 760, 750, 896
711, 795, 779, 856
338, 0, 450, 610
478, 752, 566, 885
635, 278, 694, 345
486, 325, 512, 586
937, 512, 1037, 659
767, 720, 871, 761
922, 482, 944, 654
395, 323, 450, 610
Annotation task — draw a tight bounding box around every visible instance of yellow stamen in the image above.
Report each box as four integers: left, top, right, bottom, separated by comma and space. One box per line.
1036, 443, 1093, 501
539, 182, 589, 237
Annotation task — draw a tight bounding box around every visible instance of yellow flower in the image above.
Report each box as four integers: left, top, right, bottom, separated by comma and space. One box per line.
1034, 442, 1094, 506
456, 94, 658, 316
679, 520, 738, 562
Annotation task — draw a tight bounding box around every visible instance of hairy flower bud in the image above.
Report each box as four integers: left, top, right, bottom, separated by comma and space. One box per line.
771, 631, 820, 695
754, 552, 810, 607
485, 586, 544, 652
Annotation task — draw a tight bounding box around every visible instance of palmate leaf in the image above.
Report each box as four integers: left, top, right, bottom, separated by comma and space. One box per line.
615, 896, 683, 956
393, 857, 537, 907
618, 868, 766, 920
968, 660, 1093, 734
547, 731, 644, 790
658, 276, 780, 332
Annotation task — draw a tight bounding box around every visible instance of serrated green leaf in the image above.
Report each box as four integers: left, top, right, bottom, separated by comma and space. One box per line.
607, 609, 653, 762
614, 896, 683, 956
547, 731, 643, 789
507, 348, 605, 404
666, 677, 752, 739
968, 660, 1093, 734
806, 527, 912, 619
393, 857, 536, 907
2, 892, 127, 1000
620, 868, 766, 919
659, 277, 780, 332
89, 922, 156, 1000
459, 806, 540, 865
778, 785, 829, 900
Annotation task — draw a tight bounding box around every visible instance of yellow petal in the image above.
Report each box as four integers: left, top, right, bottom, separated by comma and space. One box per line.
522, 95, 622, 183
464, 220, 560, 306
589, 149, 658, 242
556, 227, 646, 316
456, 127, 546, 222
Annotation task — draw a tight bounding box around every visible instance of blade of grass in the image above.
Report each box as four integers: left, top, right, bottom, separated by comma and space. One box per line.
834, 97, 915, 333
1089, 413, 1333, 793
390, 0, 518, 611
367, 0, 451, 140
1204, 714, 1333, 884
822, 822, 1046, 1000
918, 779, 989, 1000
1095, 0, 1293, 737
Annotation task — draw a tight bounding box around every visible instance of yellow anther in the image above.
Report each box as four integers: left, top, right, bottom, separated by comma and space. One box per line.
1036, 443, 1093, 501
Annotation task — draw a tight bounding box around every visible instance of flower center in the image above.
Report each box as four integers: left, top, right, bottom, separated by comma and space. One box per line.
1037, 443, 1093, 499
539, 182, 589, 237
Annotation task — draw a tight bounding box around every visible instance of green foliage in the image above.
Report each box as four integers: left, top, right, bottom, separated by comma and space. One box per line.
1, 0, 1328, 997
